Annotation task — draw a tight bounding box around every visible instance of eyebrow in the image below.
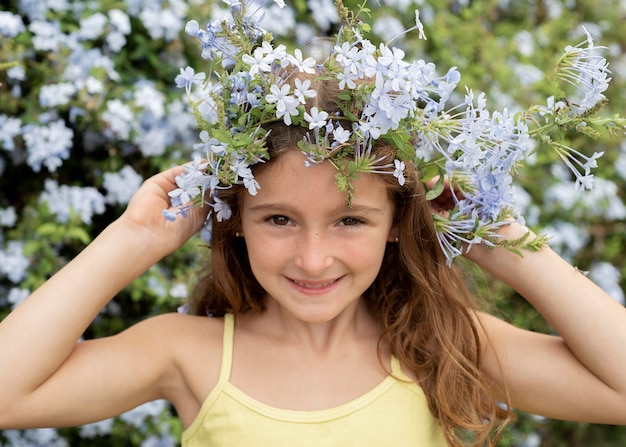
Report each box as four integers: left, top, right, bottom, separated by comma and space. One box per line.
248, 203, 385, 216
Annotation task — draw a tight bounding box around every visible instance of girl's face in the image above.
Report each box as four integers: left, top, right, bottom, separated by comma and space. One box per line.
240, 150, 397, 324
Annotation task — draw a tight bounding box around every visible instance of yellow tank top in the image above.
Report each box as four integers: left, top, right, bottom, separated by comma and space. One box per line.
182, 314, 447, 447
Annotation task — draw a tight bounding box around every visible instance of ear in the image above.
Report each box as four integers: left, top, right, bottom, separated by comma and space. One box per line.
387, 225, 399, 243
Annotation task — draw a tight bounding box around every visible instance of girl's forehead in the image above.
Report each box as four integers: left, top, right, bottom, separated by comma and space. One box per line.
246, 150, 392, 210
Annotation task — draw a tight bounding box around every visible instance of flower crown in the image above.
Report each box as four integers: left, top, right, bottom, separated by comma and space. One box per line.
164, 0, 623, 264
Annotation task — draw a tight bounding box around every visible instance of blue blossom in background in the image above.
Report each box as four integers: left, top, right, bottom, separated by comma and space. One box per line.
307, 0, 339, 31
119, 399, 171, 430
77, 12, 108, 40
7, 288, 30, 309
29, 20, 65, 51
23, 120, 73, 172
39, 180, 106, 225
1, 428, 68, 447
0, 11, 25, 37
544, 221, 590, 263
589, 262, 625, 305
102, 99, 135, 140
107, 9, 132, 52
78, 418, 115, 438
0, 207, 17, 227
545, 175, 626, 220
103, 165, 144, 205
0, 115, 22, 151
137, 0, 188, 41
39, 83, 76, 108
0, 240, 29, 284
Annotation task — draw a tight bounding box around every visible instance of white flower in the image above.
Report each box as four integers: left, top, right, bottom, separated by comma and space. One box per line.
242, 47, 274, 76
393, 159, 406, 186
304, 107, 329, 129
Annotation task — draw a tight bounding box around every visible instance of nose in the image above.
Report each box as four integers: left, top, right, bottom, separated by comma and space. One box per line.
293, 230, 334, 277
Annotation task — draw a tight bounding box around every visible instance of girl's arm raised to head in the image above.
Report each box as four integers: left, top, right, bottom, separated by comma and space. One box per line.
0, 167, 209, 429
467, 222, 626, 424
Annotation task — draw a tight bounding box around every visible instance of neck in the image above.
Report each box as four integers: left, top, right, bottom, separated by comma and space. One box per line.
258, 298, 380, 354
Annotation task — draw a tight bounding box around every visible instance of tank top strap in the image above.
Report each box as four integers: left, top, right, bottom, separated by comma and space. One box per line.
216, 313, 235, 385
390, 355, 404, 376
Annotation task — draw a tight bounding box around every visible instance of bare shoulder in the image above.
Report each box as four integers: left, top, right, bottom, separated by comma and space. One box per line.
129, 313, 226, 427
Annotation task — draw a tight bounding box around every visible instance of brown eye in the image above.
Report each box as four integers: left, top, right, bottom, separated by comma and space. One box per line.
270, 215, 290, 226
339, 217, 363, 226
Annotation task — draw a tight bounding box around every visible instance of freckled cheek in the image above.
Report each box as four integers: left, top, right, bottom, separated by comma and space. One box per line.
342, 240, 388, 272
245, 237, 290, 274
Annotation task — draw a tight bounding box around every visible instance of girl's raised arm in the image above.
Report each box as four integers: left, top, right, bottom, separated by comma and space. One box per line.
0, 167, 208, 429
470, 222, 626, 424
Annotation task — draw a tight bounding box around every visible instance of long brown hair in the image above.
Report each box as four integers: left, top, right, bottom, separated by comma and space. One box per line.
189, 74, 513, 446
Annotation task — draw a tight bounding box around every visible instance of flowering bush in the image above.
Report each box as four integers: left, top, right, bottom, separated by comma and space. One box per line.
1, 0, 625, 445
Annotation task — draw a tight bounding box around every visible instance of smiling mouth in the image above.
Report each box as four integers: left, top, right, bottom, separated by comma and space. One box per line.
290, 278, 340, 289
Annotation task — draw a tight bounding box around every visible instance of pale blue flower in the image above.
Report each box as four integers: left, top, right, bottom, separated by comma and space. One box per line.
393, 159, 405, 186
559, 28, 611, 114
194, 130, 227, 155
200, 214, 214, 243
414, 10, 427, 40
175, 66, 206, 94
337, 71, 357, 90
332, 123, 351, 144
304, 106, 329, 129
266, 84, 300, 125
243, 176, 261, 195
213, 197, 232, 221
168, 156, 210, 205
287, 48, 316, 74
266, 83, 293, 112
551, 142, 603, 190
293, 78, 317, 104
230, 157, 253, 181
242, 47, 274, 76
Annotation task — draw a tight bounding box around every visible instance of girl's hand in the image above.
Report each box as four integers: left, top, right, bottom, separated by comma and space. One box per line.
119, 166, 210, 255
425, 176, 457, 218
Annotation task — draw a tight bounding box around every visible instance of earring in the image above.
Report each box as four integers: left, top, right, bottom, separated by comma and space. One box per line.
235, 232, 240, 237
395, 237, 399, 243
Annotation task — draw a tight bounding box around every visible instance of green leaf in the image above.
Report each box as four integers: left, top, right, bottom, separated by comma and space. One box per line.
425, 175, 445, 200
66, 227, 91, 245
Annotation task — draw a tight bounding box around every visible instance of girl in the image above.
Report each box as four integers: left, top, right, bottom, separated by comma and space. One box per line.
2, 3, 626, 446
1, 77, 626, 446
